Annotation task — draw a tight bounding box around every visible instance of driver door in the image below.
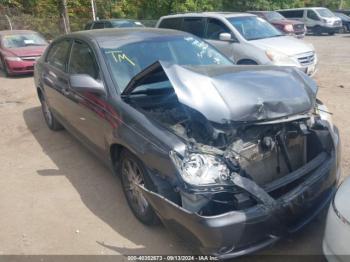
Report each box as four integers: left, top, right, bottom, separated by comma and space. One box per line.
306, 10, 320, 28
65, 40, 110, 154
204, 18, 239, 63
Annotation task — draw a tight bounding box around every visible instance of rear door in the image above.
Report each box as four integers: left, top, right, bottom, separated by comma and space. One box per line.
42, 39, 72, 123
181, 17, 206, 38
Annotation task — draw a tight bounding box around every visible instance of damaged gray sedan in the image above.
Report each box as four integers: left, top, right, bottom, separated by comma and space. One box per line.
34, 28, 341, 259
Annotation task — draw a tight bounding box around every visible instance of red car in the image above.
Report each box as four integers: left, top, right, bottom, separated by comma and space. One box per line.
0, 30, 48, 76
249, 11, 307, 38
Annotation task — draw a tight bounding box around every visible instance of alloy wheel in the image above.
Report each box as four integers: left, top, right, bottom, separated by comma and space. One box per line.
122, 158, 149, 216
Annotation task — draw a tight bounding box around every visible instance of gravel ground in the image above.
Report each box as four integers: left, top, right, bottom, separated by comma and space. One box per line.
0, 34, 349, 258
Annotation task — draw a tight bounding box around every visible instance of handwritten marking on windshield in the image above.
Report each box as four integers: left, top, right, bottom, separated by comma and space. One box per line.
106, 51, 135, 66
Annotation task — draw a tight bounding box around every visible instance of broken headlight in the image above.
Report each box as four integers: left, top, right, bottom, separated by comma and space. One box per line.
316, 102, 333, 129
170, 151, 230, 186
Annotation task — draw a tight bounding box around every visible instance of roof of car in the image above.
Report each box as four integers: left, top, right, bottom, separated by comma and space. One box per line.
277, 7, 328, 11
65, 28, 190, 43
89, 18, 139, 23
160, 12, 255, 19
248, 11, 275, 13
0, 30, 38, 36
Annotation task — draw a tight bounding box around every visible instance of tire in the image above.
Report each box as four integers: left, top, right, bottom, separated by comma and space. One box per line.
328, 32, 335, 35
40, 94, 63, 131
0, 57, 10, 77
339, 25, 347, 34
119, 150, 159, 225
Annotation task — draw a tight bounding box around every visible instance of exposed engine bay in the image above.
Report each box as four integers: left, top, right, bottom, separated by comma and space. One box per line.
132, 93, 334, 216
123, 62, 335, 217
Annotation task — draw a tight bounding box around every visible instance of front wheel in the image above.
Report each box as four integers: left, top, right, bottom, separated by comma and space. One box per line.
120, 150, 159, 225
0, 57, 10, 77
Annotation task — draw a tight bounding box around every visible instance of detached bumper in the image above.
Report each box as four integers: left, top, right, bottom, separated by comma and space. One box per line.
141, 129, 341, 259
5, 60, 36, 75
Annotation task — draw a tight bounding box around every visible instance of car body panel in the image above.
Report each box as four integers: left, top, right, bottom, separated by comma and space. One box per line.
323, 177, 350, 261
123, 61, 317, 124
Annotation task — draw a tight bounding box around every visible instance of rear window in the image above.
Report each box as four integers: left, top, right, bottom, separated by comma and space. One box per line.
92, 22, 104, 29
279, 10, 304, 18
46, 40, 71, 72
158, 18, 183, 30
182, 18, 205, 37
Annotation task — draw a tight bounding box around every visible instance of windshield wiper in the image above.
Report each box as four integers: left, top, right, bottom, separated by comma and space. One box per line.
124, 87, 173, 97
25, 43, 46, 46
248, 34, 284, 41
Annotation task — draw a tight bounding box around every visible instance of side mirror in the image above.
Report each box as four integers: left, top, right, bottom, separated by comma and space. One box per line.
219, 32, 237, 42
70, 74, 105, 96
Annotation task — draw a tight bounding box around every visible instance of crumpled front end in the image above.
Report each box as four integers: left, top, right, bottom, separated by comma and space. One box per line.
122, 62, 340, 258
140, 123, 340, 258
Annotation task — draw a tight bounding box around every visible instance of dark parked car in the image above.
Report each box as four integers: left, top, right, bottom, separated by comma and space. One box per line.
84, 19, 144, 30
333, 12, 350, 33
248, 11, 306, 38
335, 9, 350, 16
0, 30, 47, 76
34, 28, 341, 258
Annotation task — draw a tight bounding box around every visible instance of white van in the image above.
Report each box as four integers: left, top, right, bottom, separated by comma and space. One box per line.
278, 7, 342, 35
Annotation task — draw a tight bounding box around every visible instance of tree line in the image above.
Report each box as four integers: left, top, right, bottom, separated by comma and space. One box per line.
1, 0, 349, 20
0, 0, 349, 37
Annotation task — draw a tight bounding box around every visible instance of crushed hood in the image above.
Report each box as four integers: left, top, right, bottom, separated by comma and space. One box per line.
122, 61, 318, 124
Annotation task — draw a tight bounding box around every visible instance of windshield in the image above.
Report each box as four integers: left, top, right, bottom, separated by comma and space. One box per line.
102, 36, 232, 91
111, 20, 144, 28
265, 11, 285, 21
2, 33, 47, 48
228, 16, 283, 41
316, 8, 335, 18
335, 12, 350, 20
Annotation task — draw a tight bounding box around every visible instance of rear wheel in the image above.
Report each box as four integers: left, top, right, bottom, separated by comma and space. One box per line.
40, 94, 63, 131
120, 150, 159, 225
339, 25, 347, 34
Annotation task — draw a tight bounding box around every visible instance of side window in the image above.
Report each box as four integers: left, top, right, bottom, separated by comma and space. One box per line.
205, 18, 231, 40
46, 40, 71, 72
158, 18, 182, 30
92, 22, 104, 29
280, 10, 303, 18
68, 41, 99, 79
182, 17, 205, 37
307, 10, 320, 20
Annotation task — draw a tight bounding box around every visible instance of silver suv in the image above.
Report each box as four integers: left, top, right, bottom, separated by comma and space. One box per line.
157, 12, 317, 76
